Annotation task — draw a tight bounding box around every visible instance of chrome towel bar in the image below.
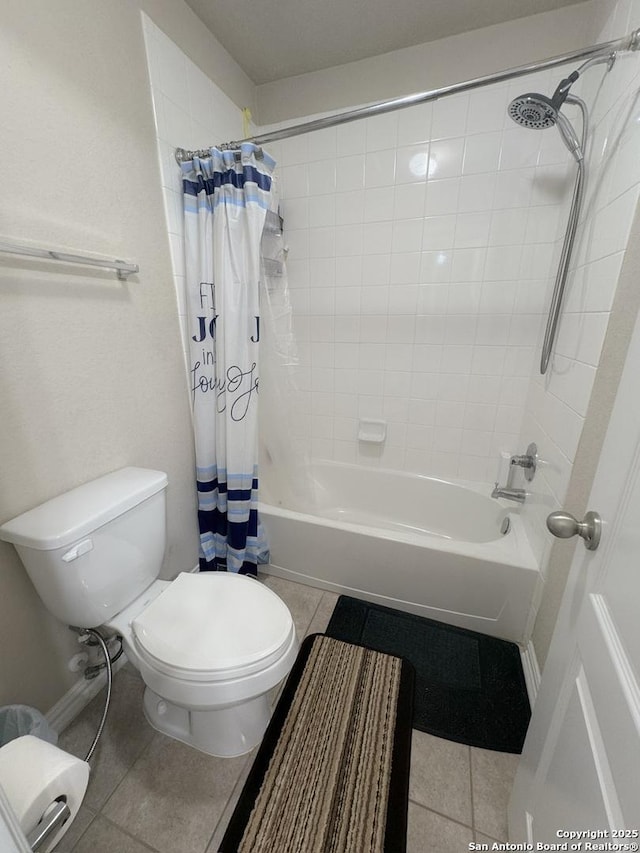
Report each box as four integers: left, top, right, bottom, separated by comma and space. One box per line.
0, 239, 138, 281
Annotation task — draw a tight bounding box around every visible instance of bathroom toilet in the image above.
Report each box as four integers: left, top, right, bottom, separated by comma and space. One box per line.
0, 467, 298, 757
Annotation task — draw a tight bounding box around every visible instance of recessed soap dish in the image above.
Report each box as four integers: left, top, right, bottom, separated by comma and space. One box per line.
358, 419, 387, 443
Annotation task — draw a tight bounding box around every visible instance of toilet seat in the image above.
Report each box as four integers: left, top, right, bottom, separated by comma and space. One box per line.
132, 572, 295, 683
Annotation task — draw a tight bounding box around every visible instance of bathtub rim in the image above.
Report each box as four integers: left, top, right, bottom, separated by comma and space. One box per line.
260, 459, 538, 571
259, 461, 543, 644
259, 500, 538, 572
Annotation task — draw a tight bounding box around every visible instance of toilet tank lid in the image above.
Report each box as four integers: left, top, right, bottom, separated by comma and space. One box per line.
0, 467, 168, 551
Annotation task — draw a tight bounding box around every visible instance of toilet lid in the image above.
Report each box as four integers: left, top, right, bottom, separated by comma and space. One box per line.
132, 572, 294, 678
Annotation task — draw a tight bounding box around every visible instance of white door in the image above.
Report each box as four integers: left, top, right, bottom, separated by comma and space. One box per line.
508, 307, 640, 840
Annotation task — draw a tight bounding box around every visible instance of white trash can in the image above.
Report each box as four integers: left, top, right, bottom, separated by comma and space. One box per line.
0, 705, 57, 747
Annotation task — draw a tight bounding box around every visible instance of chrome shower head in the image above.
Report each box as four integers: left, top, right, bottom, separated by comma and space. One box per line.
507, 70, 584, 162
508, 67, 580, 128
507, 93, 558, 129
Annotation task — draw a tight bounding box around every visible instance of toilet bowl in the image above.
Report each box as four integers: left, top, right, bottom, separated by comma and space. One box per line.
0, 467, 298, 757
106, 571, 298, 756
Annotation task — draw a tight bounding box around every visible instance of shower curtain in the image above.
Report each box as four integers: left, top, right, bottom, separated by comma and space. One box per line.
182, 143, 275, 574
259, 177, 314, 512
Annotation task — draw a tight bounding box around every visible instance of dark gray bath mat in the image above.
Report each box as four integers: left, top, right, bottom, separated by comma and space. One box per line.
326, 595, 530, 753
220, 634, 414, 852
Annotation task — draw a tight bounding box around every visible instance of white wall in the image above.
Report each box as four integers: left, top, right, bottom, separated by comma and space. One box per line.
141, 13, 247, 368
0, 0, 249, 715
522, 0, 640, 663
516, 25, 640, 566
256, 3, 595, 124
143, 9, 613, 491
139, 0, 256, 114
268, 84, 575, 482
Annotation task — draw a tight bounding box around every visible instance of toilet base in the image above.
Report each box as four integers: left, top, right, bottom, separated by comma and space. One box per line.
142, 687, 272, 757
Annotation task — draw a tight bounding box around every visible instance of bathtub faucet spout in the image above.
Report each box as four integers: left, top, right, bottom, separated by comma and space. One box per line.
491, 442, 537, 503
491, 483, 527, 503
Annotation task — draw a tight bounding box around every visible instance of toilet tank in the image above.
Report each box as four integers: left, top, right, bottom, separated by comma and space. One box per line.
0, 468, 168, 628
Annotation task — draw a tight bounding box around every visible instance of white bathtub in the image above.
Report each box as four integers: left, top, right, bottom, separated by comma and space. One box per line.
259, 461, 541, 645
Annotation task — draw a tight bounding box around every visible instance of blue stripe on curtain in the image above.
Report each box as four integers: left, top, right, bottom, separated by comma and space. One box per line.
197, 477, 268, 573
196, 463, 266, 573
183, 165, 272, 196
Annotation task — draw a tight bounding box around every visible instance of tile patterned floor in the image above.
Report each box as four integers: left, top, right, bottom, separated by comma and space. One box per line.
56, 575, 519, 852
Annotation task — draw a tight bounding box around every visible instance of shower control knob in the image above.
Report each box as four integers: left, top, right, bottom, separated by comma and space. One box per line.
546, 510, 601, 551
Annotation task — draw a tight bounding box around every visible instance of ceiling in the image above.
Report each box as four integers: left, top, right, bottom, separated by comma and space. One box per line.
184, 0, 585, 84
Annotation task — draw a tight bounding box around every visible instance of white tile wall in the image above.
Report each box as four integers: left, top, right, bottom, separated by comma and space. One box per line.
270, 73, 573, 481
515, 0, 640, 567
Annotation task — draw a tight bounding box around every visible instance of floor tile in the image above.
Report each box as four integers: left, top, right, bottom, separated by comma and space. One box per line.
475, 831, 502, 845
103, 733, 250, 853
71, 815, 159, 853
205, 746, 257, 852
409, 730, 472, 826
471, 747, 519, 840
58, 671, 155, 810
59, 803, 95, 851
120, 659, 143, 680
261, 573, 324, 639
407, 802, 473, 853
306, 590, 340, 635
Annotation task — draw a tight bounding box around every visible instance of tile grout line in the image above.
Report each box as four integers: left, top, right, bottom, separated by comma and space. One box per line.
407, 798, 474, 833
96, 812, 162, 852
97, 729, 158, 820
469, 744, 477, 838
204, 751, 255, 852
306, 590, 329, 634
69, 806, 97, 853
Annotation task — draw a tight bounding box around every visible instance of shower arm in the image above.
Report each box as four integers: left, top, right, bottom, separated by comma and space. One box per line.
540, 95, 589, 375
551, 50, 616, 107
575, 50, 618, 77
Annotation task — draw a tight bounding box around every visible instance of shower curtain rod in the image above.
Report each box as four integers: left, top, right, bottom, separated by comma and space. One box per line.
175, 28, 639, 160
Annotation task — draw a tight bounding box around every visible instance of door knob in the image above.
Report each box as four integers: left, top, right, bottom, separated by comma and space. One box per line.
546, 510, 601, 551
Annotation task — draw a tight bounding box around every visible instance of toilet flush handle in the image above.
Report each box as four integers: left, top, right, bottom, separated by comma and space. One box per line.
61, 538, 94, 562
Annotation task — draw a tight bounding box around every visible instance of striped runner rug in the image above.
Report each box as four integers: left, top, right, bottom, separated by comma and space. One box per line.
220, 634, 414, 853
